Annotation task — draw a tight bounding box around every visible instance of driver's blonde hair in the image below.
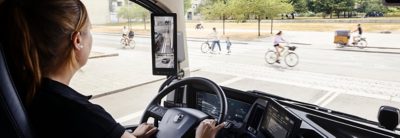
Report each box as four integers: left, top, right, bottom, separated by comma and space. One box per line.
0, 0, 90, 105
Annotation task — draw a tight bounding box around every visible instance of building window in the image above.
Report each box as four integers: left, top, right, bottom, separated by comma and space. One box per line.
117, 1, 122, 6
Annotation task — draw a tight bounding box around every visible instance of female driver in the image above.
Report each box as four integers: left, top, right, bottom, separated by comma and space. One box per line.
0, 0, 222, 138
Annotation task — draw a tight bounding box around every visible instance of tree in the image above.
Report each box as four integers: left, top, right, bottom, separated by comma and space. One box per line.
200, 0, 231, 34
311, 0, 356, 18
117, 4, 135, 25
312, 0, 336, 18
117, 3, 150, 30
184, 0, 192, 13
357, 0, 387, 14
290, 0, 308, 18
229, 0, 293, 35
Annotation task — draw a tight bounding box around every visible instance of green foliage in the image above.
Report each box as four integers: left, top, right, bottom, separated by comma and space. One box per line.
117, 4, 150, 21
117, 5, 134, 20
200, 1, 230, 20
290, 0, 308, 13
117, 3, 150, 29
310, 0, 355, 18
357, 0, 387, 13
184, 0, 192, 13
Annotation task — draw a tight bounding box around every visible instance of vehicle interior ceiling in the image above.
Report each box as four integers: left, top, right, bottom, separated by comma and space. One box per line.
1, 0, 400, 138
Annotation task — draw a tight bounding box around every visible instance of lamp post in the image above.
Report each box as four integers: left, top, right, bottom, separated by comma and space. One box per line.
223, 0, 226, 35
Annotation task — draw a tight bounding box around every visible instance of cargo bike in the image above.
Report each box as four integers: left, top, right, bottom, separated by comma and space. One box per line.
334, 30, 367, 49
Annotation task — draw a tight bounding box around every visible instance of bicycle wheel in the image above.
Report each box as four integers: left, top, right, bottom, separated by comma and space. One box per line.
265, 51, 277, 64
130, 40, 136, 49
357, 40, 367, 49
201, 43, 210, 53
285, 52, 299, 67
121, 39, 128, 47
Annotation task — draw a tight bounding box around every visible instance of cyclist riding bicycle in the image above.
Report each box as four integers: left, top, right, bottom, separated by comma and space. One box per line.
351, 24, 363, 45
128, 29, 134, 42
121, 26, 130, 46
273, 31, 287, 64
122, 26, 129, 38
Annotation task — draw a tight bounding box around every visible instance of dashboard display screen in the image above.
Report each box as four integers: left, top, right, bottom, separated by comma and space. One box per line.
261, 100, 300, 138
196, 92, 251, 127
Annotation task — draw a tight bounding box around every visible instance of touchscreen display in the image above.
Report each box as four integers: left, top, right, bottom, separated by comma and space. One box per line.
261, 100, 300, 138
196, 92, 251, 127
153, 16, 174, 68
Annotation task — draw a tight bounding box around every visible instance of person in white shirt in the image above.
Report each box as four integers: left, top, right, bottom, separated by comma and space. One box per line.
122, 26, 129, 37
273, 31, 287, 64
209, 27, 221, 53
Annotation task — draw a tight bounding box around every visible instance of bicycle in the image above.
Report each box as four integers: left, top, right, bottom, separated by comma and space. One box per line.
352, 36, 367, 49
120, 36, 136, 49
336, 33, 367, 49
265, 43, 299, 67
200, 40, 211, 53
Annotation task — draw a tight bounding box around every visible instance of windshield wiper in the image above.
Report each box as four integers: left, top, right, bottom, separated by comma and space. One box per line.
249, 90, 400, 130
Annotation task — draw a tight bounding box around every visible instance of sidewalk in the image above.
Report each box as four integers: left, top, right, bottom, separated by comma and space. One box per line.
71, 43, 165, 97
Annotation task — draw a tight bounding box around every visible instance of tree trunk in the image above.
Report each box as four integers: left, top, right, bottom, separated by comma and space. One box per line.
258, 17, 261, 36
143, 16, 146, 30
270, 18, 273, 34
223, 14, 225, 35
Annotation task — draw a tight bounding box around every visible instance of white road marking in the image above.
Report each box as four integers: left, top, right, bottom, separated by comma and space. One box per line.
313, 91, 335, 105
219, 77, 244, 86
116, 110, 144, 123
320, 92, 341, 107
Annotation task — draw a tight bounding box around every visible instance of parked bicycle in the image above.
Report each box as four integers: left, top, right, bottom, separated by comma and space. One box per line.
265, 43, 299, 67
120, 36, 135, 49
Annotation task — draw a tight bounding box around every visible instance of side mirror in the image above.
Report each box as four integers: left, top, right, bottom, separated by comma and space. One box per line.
378, 106, 400, 131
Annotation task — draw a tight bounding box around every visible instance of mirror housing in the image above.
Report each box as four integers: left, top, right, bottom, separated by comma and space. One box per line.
378, 106, 400, 131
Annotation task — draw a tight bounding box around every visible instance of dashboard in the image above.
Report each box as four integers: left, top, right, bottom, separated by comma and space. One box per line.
196, 92, 252, 128
179, 85, 400, 138
260, 99, 301, 138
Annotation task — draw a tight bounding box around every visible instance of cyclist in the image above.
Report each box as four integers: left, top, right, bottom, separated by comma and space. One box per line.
273, 31, 287, 64
351, 24, 362, 45
122, 26, 129, 37
128, 28, 135, 45
121, 26, 129, 46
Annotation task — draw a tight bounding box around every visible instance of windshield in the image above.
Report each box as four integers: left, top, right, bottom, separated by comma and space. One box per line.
74, 0, 400, 126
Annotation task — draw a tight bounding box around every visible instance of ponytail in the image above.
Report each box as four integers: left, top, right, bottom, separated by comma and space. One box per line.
1, 0, 90, 105
4, 2, 42, 105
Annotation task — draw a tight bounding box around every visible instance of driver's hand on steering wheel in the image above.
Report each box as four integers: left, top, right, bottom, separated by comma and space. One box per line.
132, 123, 157, 138
196, 119, 225, 138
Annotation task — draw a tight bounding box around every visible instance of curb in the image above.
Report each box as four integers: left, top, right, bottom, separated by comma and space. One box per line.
89, 53, 119, 59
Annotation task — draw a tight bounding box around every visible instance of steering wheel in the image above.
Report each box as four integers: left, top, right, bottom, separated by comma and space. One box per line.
140, 77, 228, 138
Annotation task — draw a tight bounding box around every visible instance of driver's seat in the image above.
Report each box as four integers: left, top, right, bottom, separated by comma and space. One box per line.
0, 44, 34, 138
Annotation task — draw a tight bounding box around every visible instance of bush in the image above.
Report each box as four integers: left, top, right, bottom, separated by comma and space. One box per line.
385, 12, 400, 17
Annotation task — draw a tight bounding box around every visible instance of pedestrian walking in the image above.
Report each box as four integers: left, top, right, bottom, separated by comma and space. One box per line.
226, 37, 232, 54
209, 27, 221, 53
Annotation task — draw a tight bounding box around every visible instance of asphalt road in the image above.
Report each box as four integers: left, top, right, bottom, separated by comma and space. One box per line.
88, 32, 400, 125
